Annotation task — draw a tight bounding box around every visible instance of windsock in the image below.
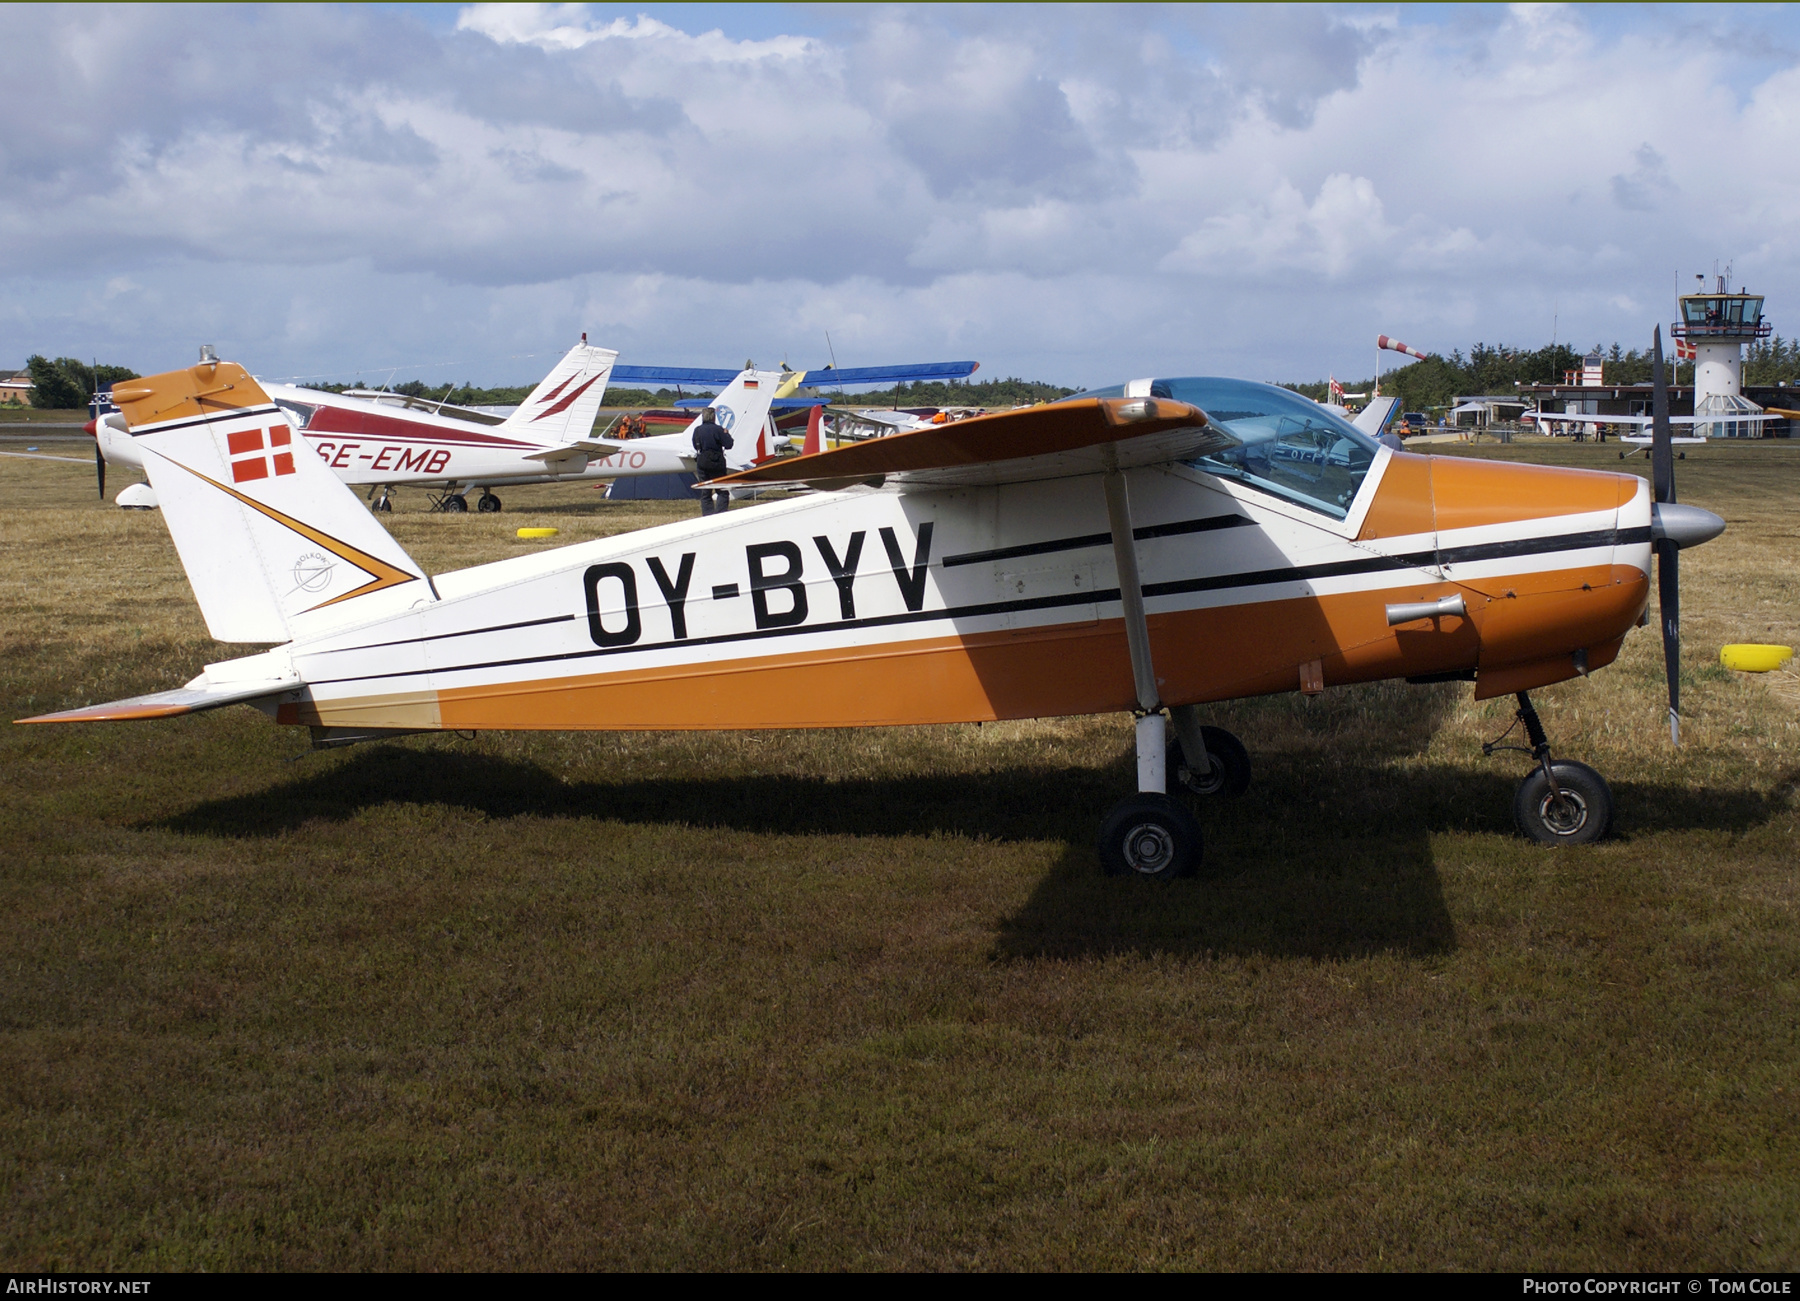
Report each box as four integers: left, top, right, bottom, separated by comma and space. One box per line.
1377, 334, 1428, 360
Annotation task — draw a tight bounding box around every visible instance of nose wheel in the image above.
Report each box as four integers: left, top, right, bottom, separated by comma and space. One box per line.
1486, 691, 1613, 845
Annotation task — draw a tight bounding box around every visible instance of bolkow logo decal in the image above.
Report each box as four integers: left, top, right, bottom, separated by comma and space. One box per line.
291, 552, 335, 594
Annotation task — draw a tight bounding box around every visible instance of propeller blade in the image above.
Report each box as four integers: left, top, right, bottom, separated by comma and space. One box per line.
1651, 325, 1681, 743
1651, 325, 1675, 505
1658, 537, 1681, 744
96, 442, 106, 500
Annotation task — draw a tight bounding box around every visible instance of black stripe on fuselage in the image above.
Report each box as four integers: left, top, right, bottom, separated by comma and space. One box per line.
300, 524, 1644, 689
941, 513, 1251, 568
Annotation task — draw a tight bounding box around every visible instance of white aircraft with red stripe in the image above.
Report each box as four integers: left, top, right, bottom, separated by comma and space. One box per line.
27, 335, 1726, 875
90, 343, 981, 512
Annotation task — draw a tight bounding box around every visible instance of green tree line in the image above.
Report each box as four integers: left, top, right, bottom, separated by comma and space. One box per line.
24, 355, 140, 409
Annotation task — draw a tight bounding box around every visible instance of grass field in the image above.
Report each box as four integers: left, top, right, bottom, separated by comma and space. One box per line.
2, 441, 1797, 1270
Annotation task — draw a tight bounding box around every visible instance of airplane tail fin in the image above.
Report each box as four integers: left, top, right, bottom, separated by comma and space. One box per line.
1354, 395, 1400, 437
802, 403, 824, 456
499, 336, 619, 444
112, 354, 433, 643
686, 369, 783, 472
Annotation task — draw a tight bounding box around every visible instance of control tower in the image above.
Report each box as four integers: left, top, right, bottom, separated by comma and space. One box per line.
1674, 271, 1770, 437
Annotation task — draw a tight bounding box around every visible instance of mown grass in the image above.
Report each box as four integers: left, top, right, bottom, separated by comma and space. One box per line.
2, 443, 1797, 1269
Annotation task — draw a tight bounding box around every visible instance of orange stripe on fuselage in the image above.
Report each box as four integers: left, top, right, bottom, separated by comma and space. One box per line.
285, 562, 1646, 731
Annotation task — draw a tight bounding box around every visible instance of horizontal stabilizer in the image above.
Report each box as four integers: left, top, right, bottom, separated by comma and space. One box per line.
16, 678, 292, 724
521, 438, 627, 462
712, 396, 1234, 490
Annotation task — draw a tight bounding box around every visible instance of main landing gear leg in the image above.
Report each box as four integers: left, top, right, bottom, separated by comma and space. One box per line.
1168, 703, 1252, 799
1094, 466, 1203, 880
1486, 690, 1613, 845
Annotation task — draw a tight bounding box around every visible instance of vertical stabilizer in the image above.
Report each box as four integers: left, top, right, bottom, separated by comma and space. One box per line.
112, 356, 432, 643
694, 369, 783, 471
498, 337, 620, 444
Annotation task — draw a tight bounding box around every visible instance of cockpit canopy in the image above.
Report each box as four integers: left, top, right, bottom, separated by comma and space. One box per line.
1071, 377, 1380, 520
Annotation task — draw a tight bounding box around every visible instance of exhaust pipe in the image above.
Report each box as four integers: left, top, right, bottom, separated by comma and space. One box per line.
1387, 594, 1466, 626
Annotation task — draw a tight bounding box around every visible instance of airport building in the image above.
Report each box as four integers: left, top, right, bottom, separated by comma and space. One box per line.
0, 372, 33, 405
1508, 276, 1794, 437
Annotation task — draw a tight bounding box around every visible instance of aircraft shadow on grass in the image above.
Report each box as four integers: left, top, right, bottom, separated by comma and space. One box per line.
154, 738, 1794, 963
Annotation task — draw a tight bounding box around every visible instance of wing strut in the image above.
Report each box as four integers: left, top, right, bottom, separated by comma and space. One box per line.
1101, 463, 1168, 793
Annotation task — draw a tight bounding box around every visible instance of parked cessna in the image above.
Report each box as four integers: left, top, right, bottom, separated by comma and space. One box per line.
24, 332, 1723, 875
87, 340, 980, 512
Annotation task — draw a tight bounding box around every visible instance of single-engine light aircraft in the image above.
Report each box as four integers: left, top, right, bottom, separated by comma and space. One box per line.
22, 334, 1723, 874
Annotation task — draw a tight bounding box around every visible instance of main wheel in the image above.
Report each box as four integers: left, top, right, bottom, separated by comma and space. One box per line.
1169, 726, 1251, 798
1097, 794, 1203, 880
477, 492, 502, 513
1513, 760, 1612, 846
441, 495, 468, 513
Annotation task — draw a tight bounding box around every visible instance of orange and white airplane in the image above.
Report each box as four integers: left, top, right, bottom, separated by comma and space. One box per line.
21, 337, 1722, 873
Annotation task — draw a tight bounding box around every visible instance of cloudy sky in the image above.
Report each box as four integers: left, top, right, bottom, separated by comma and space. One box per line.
5, 2, 1800, 389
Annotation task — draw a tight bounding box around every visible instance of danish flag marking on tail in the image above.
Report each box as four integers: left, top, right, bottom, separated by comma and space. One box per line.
227, 426, 296, 484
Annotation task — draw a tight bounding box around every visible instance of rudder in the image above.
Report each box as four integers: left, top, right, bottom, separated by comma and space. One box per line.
113, 354, 433, 643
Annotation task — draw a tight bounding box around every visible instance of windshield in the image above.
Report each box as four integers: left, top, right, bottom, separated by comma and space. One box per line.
1065, 377, 1380, 519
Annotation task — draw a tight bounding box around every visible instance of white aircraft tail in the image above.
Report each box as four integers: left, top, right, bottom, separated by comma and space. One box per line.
701, 369, 783, 471
499, 337, 619, 444
1354, 395, 1400, 436
112, 355, 433, 643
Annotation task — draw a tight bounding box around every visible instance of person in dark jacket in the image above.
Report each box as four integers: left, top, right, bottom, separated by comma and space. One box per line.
691, 407, 734, 515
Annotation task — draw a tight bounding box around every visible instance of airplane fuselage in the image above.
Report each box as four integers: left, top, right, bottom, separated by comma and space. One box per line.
263, 385, 695, 488
253, 450, 1651, 734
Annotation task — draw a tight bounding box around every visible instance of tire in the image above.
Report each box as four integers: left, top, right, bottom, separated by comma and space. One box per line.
477, 493, 502, 513
1169, 726, 1251, 798
441, 495, 468, 513
375, 497, 393, 513
1513, 760, 1612, 846
1097, 794, 1204, 880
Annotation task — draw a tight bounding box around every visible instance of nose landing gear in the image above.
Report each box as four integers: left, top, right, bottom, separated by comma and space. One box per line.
1485, 691, 1614, 845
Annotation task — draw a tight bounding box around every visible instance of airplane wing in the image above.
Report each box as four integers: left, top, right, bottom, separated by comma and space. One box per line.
1529, 411, 1777, 426
612, 360, 979, 389
17, 676, 295, 724
709, 396, 1235, 490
